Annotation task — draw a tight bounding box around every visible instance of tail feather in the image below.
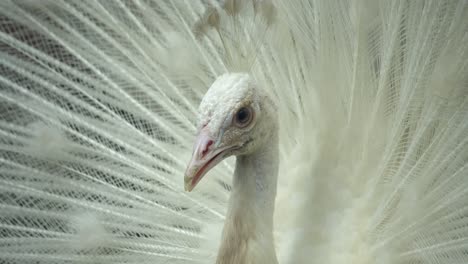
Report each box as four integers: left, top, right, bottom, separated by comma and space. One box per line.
0, 1, 232, 263
272, 0, 468, 263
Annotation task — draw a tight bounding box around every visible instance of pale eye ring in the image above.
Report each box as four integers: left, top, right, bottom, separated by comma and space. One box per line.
233, 106, 253, 127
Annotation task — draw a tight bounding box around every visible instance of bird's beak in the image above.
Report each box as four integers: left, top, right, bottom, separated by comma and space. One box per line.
184, 129, 230, 192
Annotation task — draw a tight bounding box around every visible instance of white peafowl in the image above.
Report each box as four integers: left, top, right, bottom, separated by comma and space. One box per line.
0, 0, 467, 263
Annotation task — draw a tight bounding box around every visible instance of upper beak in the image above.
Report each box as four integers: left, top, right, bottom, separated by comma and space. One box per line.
184, 129, 230, 192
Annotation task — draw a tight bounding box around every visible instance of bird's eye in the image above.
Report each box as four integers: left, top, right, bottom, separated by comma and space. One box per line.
234, 106, 253, 128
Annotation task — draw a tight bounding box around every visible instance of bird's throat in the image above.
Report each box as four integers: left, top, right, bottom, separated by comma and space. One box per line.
216, 134, 279, 264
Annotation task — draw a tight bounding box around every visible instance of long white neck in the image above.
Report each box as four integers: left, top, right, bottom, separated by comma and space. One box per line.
216, 132, 279, 264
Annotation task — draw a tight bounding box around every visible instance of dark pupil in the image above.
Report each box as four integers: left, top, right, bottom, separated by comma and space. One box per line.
237, 108, 249, 123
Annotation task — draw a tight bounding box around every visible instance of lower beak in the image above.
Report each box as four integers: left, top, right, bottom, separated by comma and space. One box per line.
184, 130, 230, 192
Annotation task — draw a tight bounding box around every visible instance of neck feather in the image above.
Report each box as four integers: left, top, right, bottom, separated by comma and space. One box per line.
216, 132, 279, 264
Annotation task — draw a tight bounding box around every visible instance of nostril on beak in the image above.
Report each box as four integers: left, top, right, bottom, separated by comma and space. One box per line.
201, 140, 214, 158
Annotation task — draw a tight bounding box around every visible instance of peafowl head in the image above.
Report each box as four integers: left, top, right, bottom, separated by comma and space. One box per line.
184, 73, 277, 191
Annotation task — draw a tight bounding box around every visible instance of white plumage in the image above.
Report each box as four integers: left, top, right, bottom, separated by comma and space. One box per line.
0, 0, 467, 263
